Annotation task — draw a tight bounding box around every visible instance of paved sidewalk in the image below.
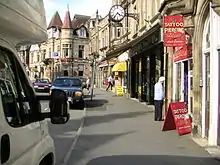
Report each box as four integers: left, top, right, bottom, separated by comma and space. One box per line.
67, 88, 220, 165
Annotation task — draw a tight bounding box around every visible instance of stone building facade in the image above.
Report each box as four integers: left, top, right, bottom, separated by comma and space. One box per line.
88, 0, 163, 92
160, 0, 220, 146
18, 10, 92, 81
88, 0, 220, 147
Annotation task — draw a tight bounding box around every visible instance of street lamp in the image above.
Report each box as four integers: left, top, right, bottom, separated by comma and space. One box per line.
89, 52, 99, 100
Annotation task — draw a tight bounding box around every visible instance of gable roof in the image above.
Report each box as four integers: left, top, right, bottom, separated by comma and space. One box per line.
62, 10, 72, 29
71, 14, 90, 29
47, 11, 63, 29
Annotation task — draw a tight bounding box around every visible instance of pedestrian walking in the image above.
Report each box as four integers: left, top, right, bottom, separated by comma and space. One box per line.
86, 77, 91, 94
154, 76, 165, 121
106, 74, 114, 91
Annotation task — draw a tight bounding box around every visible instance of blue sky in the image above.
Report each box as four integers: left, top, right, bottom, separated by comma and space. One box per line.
44, 0, 112, 24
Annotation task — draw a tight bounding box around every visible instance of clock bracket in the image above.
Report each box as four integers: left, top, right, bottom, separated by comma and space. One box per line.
126, 13, 139, 23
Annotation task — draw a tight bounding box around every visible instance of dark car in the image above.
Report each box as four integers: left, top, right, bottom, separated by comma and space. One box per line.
50, 77, 84, 108
33, 78, 51, 92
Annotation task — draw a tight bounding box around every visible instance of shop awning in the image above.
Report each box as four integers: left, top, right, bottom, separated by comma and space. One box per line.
112, 62, 127, 72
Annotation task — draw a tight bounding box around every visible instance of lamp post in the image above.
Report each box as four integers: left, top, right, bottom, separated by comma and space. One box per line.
89, 52, 98, 101
90, 58, 95, 100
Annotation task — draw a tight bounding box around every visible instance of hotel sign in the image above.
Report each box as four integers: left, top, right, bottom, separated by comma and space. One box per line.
163, 16, 185, 47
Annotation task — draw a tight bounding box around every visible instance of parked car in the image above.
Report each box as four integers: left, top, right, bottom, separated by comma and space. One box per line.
50, 77, 84, 109
33, 78, 51, 92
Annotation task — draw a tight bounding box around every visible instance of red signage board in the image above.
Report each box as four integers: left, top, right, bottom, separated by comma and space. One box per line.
163, 16, 185, 47
162, 102, 192, 135
174, 44, 192, 62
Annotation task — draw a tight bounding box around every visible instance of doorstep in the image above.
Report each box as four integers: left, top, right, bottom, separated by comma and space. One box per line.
192, 137, 220, 160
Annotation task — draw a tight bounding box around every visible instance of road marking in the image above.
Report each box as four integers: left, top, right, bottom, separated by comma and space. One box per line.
62, 107, 86, 165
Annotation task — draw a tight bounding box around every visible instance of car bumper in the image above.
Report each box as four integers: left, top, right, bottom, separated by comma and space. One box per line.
68, 96, 83, 103
34, 87, 50, 92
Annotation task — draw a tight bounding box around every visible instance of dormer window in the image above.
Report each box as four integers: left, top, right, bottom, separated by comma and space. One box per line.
77, 27, 87, 38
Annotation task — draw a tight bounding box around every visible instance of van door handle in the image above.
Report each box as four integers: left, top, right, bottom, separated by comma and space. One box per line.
1, 134, 10, 164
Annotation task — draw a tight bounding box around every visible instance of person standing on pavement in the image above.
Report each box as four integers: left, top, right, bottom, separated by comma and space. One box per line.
106, 74, 113, 91
154, 76, 165, 121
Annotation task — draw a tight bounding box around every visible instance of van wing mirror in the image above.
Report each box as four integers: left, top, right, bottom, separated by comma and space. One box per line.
38, 89, 70, 124
49, 89, 70, 124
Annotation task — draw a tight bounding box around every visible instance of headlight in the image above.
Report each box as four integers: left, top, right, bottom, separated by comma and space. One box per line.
75, 91, 82, 97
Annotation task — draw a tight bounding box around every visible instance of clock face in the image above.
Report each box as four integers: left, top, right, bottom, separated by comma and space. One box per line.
109, 5, 125, 22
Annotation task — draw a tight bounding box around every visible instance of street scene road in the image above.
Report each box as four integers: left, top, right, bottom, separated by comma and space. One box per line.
38, 92, 85, 165
61, 89, 220, 165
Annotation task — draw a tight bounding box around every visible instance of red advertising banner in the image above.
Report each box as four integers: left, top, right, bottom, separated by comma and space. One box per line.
163, 15, 185, 47
162, 102, 192, 135
173, 33, 192, 62
174, 44, 192, 62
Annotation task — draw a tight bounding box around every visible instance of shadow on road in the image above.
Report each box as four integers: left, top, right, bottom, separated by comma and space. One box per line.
83, 111, 151, 127
85, 99, 109, 109
86, 155, 220, 165
68, 131, 136, 164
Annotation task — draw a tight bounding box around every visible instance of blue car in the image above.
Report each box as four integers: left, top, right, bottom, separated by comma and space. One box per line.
50, 77, 84, 108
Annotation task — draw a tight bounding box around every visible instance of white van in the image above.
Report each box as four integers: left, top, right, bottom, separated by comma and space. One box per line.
0, 1, 70, 165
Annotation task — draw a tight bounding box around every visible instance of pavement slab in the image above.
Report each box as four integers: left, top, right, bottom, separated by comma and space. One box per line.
66, 89, 220, 165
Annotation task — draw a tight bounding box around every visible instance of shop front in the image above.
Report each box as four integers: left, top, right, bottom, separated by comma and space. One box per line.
130, 24, 164, 105
172, 33, 193, 111
112, 51, 129, 94
97, 60, 116, 89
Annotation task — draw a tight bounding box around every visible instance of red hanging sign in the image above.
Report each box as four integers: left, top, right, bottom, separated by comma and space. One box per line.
173, 33, 192, 62
173, 44, 192, 62
162, 102, 192, 135
163, 15, 185, 47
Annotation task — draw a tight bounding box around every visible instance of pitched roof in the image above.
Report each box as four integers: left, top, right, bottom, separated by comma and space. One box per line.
62, 10, 72, 29
47, 11, 63, 29
71, 14, 90, 29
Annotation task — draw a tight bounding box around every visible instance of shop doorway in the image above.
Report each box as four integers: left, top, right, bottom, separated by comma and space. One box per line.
188, 70, 193, 113
183, 61, 188, 104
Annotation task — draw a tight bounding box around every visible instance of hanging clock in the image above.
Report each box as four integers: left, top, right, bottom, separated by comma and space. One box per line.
109, 5, 125, 22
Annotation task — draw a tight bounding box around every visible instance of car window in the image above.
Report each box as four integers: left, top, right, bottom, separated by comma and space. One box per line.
53, 78, 82, 87
35, 78, 49, 83
0, 49, 39, 127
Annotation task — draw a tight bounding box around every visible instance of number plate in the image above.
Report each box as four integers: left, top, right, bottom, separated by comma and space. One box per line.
38, 87, 44, 89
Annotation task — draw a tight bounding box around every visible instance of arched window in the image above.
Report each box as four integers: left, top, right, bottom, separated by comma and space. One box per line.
203, 16, 210, 51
